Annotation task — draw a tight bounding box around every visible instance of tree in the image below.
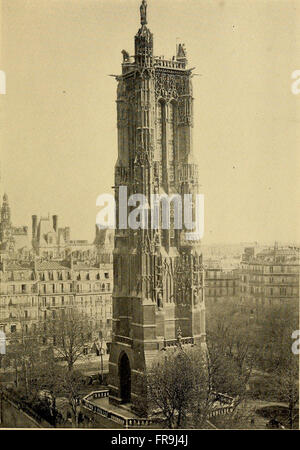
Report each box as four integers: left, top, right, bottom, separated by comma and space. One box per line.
27, 353, 84, 427
208, 399, 256, 430
207, 301, 299, 428
144, 347, 200, 428
43, 309, 94, 371
60, 370, 83, 427
141, 301, 259, 429
32, 351, 65, 426
255, 304, 298, 370
144, 345, 237, 429
206, 302, 256, 402
1, 310, 95, 427
255, 304, 299, 428
273, 356, 299, 428
2, 328, 41, 394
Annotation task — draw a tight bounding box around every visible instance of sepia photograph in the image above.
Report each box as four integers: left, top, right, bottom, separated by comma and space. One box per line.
0, 0, 299, 435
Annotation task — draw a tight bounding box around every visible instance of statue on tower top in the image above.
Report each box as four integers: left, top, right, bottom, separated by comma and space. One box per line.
140, 0, 147, 26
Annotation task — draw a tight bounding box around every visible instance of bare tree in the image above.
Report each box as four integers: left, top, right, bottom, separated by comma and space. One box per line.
60, 370, 83, 427
144, 347, 198, 428
206, 303, 256, 402
255, 304, 299, 428
43, 310, 94, 371
2, 327, 40, 394
142, 302, 258, 429
32, 351, 65, 427
144, 346, 236, 429
27, 353, 84, 427
207, 301, 299, 428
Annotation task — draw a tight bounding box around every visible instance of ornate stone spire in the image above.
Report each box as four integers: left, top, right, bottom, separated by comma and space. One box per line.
140, 0, 147, 26
135, 0, 153, 67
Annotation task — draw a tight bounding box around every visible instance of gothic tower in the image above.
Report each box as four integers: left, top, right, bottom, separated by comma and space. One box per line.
109, 0, 206, 414
0, 193, 12, 243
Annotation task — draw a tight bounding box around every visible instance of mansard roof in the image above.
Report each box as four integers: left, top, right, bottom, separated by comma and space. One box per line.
35, 261, 70, 271
5, 261, 32, 271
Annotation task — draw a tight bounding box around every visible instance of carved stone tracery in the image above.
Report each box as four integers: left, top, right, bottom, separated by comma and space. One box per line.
154, 72, 190, 100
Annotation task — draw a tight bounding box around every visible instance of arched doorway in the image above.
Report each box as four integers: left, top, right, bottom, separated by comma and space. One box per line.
119, 352, 131, 404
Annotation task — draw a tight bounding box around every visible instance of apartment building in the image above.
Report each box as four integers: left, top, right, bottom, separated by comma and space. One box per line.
0, 258, 113, 347
239, 245, 299, 312
204, 259, 239, 306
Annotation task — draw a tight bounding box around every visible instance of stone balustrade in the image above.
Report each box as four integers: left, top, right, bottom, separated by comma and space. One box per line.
81, 390, 153, 428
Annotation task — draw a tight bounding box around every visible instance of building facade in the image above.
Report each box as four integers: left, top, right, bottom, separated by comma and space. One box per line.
0, 194, 114, 364
32, 214, 97, 261
0, 257, 113, 352
94, 227, 114, 265
239, 245, 299, 314
204, 261, 239, 306
109, 1, 205, 414
32, 214, 69, 259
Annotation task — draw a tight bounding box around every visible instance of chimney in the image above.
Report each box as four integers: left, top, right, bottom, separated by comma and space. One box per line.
52, 215, 58, 233
64, 227, 70, 243
95, 224, 100, 244
32, 215, 37, 240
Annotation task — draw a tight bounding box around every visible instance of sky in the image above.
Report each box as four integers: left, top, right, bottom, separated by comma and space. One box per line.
0, 0, 299, 245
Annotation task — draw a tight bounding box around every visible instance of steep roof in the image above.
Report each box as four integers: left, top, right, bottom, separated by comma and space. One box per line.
35, 261, 70, 271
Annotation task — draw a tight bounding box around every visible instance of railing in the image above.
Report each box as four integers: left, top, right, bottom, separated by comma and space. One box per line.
91, 390, 109, 399
164, 337, 194, 348
207, 405, 234, 418
206, 391, 235, 419
211, 391, 234, 405
81, 389, 236, 427
154, 58, 186, 70
82, 398, 111, 417
81, 391, 153, 428
126, 418, 153, 427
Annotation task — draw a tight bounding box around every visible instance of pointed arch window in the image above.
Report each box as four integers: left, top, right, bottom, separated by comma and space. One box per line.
157, 100, 177, 186
167, 102, 176, 185
157, 100, 166, 180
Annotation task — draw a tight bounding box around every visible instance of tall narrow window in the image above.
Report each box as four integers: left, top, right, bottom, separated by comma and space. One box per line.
157, 102, 163, 160
167, 102, 176, 185
157, 100, 166, 181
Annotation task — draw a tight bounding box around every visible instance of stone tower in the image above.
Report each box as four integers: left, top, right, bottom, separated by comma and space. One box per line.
0, 193, 12, 243
108, 0, 206, 414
